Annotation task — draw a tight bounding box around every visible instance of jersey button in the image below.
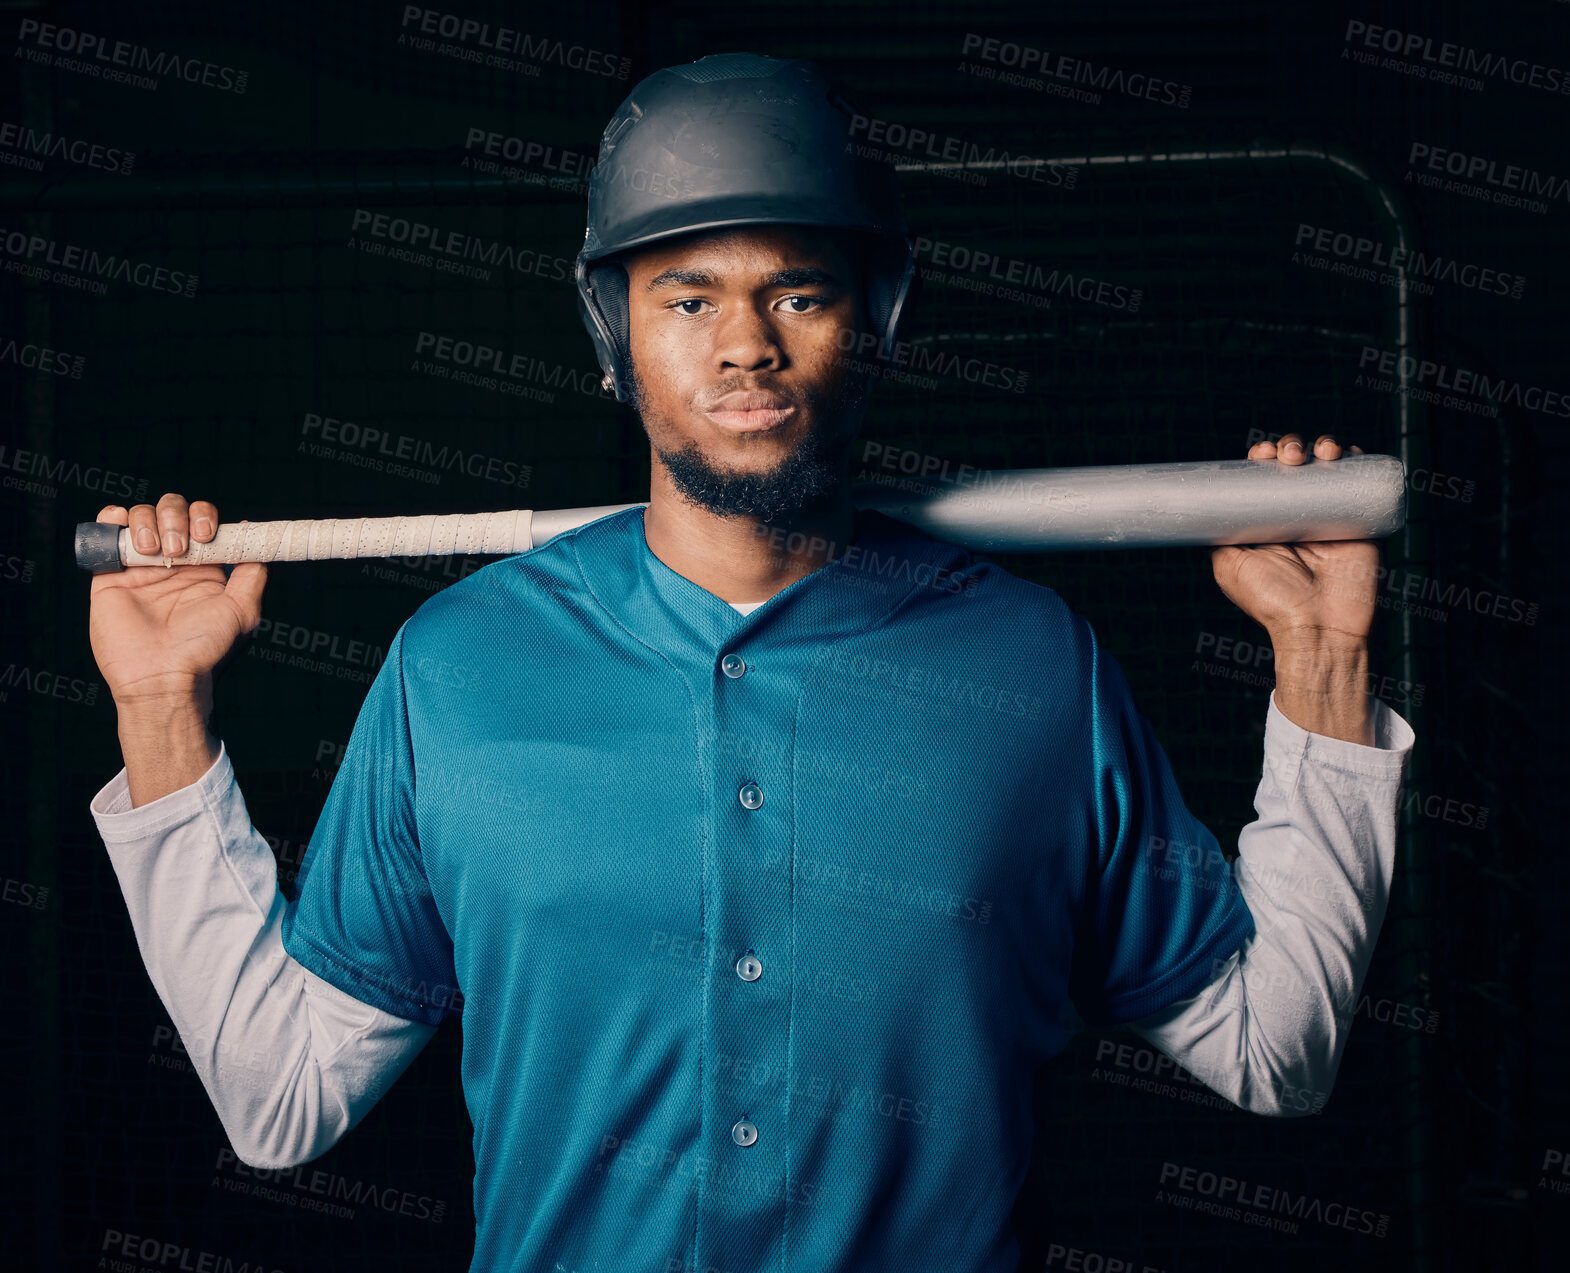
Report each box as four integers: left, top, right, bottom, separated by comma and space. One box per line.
721, 653, 746, 678
738, 782, 764, 810
736, 953, 762, 982
732, 1119, 758, 1147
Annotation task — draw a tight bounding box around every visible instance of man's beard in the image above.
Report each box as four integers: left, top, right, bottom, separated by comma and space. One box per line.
630, 366, 872, 523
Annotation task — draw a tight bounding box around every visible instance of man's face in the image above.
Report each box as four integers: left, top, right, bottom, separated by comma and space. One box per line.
621, 224, 872, 523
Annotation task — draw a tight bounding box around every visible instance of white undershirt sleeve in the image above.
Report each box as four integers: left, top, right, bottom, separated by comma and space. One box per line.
90, 741, 439, 1168
1125, 689, 1415, 1116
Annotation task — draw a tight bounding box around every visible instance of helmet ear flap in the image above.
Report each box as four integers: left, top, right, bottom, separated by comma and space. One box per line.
866, 237, 917, 354
577, 259, 633, 401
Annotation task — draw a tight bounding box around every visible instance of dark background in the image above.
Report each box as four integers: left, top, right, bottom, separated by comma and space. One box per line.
2, 1, 1565, 1269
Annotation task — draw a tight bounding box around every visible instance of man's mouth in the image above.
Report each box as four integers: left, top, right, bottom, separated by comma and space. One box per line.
703, 390, 797, 432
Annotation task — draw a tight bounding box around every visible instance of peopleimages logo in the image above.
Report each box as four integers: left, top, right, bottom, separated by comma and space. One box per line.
0, 442, 148, 503
298, 411, 533, 489
0, 663, 99, 707
0, 226, 198, 298
100, 1229, 283, 1273
350, 209, 573, 285
213, 1147, 448, 1224
15, 20, 248, 94
1406, 142, 1570, 216
1158, 1161, 1392, 1238
836, 328, 1031, 394
959, 32, 1192, 108
0, 337, 84, 378
1294, 223, 1524, 300
0, 121, 133, 175
846, 113, 1078, 188
1045, 1243, 1166, 1273
1357, 346, 1570, 419
914, 235, 1142, 311
412, 331, 613, 402
398, 7, 631, 79
463, 128, 594, 174
1342, 19, 1570, 97
247, 617, 386, 687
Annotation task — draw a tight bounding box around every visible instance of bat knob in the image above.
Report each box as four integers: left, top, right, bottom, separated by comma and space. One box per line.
74, 521, 125, 573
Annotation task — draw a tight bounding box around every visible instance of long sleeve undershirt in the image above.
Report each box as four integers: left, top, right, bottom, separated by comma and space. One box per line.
89, 683, 1411, 1167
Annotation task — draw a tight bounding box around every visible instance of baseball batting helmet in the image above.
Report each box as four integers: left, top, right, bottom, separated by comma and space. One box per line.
575, 51, 916, 402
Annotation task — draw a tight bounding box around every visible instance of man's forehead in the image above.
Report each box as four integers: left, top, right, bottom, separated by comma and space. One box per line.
624, 225, 858, 282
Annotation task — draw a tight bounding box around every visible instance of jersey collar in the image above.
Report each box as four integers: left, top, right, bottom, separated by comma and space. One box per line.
567, 503, 974, 655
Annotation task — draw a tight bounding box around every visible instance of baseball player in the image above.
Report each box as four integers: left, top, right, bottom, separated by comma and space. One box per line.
87, 54, 1413, 1273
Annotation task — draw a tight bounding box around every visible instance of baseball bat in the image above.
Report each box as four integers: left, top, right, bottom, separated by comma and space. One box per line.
73, 454, 1406, 573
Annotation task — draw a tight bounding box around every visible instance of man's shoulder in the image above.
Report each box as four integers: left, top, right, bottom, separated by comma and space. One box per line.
880, 515, 1082, 626
871, 518, 1094, 673
961, 552, 1076, 619
396, 511, 614, 652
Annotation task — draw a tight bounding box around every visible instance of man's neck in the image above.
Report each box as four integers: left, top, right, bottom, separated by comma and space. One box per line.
640, 463, 857, 606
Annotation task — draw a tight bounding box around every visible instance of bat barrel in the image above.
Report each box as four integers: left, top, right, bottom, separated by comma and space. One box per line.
849, 454, 1407, 552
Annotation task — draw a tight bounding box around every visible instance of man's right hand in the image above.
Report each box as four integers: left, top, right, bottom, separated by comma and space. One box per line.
88, 493, 269, 804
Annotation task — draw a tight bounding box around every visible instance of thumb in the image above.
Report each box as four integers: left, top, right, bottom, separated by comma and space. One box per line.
1210, 544, 1245, 581
223, 561, 269, 635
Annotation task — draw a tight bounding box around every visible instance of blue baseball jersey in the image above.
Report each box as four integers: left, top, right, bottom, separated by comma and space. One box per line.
282, 504, 1254, 1273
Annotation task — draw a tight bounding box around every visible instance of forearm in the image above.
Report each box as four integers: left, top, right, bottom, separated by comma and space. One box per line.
91, 744, 436, 1166
1128, 693, 1414, 1114
115, 680, 221, 807
1270, 636, 1372, 747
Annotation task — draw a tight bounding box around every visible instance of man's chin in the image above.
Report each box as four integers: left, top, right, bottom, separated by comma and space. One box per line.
657, 436, 847, 522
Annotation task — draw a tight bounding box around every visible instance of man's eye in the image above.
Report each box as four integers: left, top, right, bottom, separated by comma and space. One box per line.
780, 295, 820, 313
674, 299, 708, 315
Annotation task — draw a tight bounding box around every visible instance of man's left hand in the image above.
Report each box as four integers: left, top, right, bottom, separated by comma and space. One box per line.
1209, 434, 1377, 744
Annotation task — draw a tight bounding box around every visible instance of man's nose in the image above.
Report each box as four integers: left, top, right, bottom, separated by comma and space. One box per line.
712, 303, 784, 372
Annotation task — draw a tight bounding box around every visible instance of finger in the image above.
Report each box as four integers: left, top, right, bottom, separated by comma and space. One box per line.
1350, 444, 1364, 454
95, 505, 129, 526
189, 499, 219, 542
1277, 434, 1307, 465
1313, 434, 1343, 460
1247, 439, 1278, 459
156, 492, 190, 557
127, 503, 161, 557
